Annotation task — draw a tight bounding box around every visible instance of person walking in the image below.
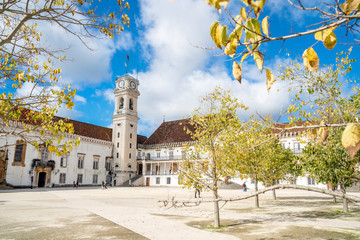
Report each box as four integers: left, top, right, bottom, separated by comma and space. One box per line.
195, 184, 201, 198
242, 182, 247, 192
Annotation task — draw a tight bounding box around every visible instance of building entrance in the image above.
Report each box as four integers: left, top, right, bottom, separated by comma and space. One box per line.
38, 172, 46, 187
138, 164, 143, 175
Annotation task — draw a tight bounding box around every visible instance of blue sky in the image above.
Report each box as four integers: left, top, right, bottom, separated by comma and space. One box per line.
28, 0, 360, 137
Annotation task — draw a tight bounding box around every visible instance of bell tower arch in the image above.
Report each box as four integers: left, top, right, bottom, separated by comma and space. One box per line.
112, 74, 140, 185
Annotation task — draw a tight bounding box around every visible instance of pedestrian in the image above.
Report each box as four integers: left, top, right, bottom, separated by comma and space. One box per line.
73, 181, 76, 188
76, 180, 79, 189
102, 181, 105, 190
242, 182, 247, 192
104, 182, 107, 189
195, 184, 201, 198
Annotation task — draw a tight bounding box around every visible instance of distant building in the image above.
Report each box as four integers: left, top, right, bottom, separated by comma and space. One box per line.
0, 74, 327, 189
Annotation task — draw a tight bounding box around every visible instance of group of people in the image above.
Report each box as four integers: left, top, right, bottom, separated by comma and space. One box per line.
101, 181, 108, 189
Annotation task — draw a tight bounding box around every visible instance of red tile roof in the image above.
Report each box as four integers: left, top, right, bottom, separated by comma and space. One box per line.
14, 108, 113, 141
143, 119, 194, 145
67, 119, 113, 141
137, 135, 148, 144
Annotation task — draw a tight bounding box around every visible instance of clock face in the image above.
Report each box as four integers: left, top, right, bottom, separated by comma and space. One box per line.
130, 81, 136, 90
118, 80, 125, 88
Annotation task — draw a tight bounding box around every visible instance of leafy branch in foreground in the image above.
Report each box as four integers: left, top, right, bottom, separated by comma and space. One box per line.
0, 0, 130, 154
205, 0, 360, 90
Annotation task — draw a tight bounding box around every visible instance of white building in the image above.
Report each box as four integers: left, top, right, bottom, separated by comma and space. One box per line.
0, 73, 339, 190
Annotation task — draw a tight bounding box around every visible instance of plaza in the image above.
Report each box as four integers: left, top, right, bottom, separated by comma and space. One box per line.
1, 186, 360, 240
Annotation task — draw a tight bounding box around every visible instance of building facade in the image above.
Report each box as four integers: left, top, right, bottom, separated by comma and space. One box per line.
0, 74, 333, 189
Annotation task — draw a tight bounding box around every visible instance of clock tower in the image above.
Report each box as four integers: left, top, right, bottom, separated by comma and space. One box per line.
112, 74, 140, 185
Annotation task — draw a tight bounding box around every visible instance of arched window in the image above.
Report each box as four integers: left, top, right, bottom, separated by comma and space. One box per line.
119, 97, 124, 109
129, 99, 133, 110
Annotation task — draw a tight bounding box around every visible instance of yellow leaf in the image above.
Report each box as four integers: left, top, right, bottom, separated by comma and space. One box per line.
302, 47, 319, 72
232, 61, 242, 83
266, 68, 275, 92
245, 18, 262, 44
220, 25, 228, 47
224, 37, 238, 57
241, 7, 247, 22
314, 27, 336, 41
210, 21, 222, 48
253, 51, 263, 72
217, 0, 230, 8
341, 0, 360, 14
341, 123, 360, 159
240, 52, 249, 64
324, 32, 337, 50
261, 16, 269, 37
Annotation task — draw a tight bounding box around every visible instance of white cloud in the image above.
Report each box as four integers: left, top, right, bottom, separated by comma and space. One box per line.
14, 81, 84, 119
93, 88, 114, 103
136, 0, 292, 136
36, 20, 133, 89
74, 95, 87, 104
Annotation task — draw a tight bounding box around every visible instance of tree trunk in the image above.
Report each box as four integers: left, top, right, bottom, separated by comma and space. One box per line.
255, 179, 259, 208
213, 188, 220, 228
272, 189, 277, 200
331, 186, 336, 202
340, 184, 348, 213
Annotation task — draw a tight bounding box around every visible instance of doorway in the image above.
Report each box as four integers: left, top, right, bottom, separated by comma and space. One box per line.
146, 177, 150, 186
38, 172, 46, 187
138, 164, 143, 175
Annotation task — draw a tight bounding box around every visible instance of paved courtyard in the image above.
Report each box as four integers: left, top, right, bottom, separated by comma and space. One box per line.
0, 186, 360, 240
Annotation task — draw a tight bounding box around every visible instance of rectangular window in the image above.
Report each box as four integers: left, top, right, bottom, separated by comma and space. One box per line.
156, 177, 160, 184
129, 153, 131, 159
41, 148, 49, 161
117, 132, 120, 138
294, 142, 300, 150
60, 154, 68, 167
117, 142, 119, 148
13, 140, 26, 166
157, 151, 160, 158
167, 177, 171, 184
281, 143, 286, 149
59, 173, 66, 184
93, 156, 99, 170
169, 150, 174, 160
105, 157, 112, 171
307, 177, 315, 185
77, 174, 83, 184
93, 174, 98, 184
129, 143, 132, 148
116, 152, 119, 158
78, 154, 84, 169
14, 143, 23, 162
130, 133, 132, 138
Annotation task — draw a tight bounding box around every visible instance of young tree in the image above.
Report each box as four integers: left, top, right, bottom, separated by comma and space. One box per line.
259, 138, 299, 200
179, 87, 245, 228
302, 128, 360, 212
230, 116, 271, 208
0, 0, 130, 154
